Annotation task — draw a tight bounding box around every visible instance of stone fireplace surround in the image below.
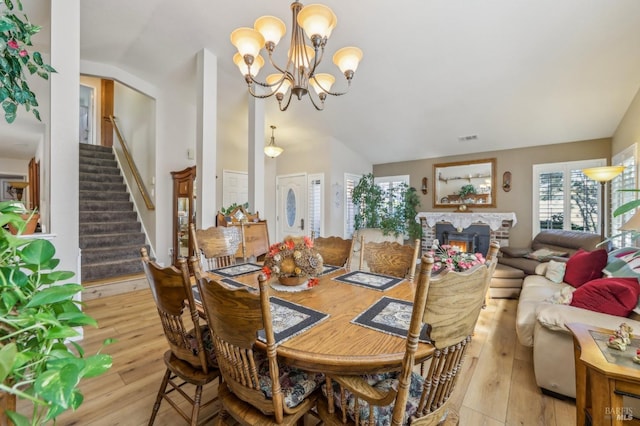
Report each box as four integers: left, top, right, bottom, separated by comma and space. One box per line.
416, 212, 517, 255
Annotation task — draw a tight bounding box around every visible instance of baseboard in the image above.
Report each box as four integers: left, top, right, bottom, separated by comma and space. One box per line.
82, 273, 147, 300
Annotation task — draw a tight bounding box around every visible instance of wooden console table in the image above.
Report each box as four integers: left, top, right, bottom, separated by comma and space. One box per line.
567, 323, 640, 426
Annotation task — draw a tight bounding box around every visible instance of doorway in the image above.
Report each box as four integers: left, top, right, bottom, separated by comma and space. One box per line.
276, 174, 307, 241
79, 84, 95, 145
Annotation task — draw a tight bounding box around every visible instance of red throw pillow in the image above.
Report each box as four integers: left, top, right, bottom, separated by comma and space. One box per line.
563, 249, 608, 288
570, 277, 640, 317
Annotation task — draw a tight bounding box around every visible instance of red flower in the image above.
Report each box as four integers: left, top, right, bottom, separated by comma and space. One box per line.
262, 266, 272, 279
307, 277, 319, 287
285, 239, 295, 250
7, 40, 18, 50
18, 49, 27, 57
304, 236, 313, 248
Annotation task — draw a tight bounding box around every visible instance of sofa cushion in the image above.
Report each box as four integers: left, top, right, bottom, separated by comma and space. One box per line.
603, 247, 640, 277
563, 249, 607, 288
500, 246, 531, 258
525, 248, 568, 262
531, 230, 602, 253
516, 275, 570, 346
536, 303, 640, 334
569, 277, 640, 317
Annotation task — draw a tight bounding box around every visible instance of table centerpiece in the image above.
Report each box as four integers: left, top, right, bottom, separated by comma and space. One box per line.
428, 239, 486, 273
262, 236, 323, 287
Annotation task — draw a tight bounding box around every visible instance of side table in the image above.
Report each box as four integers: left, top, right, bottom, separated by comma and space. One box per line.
567, 323, 640, 426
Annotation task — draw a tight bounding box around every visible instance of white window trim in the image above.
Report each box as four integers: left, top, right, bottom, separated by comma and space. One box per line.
308, 173, 324, 238
532, 158, 605, 238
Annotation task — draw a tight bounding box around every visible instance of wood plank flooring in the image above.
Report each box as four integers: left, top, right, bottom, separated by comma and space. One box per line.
17, 290, 576, 425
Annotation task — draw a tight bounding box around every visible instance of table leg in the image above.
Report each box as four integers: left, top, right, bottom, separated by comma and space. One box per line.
589, 369, 612, 426
573, 337, 587, 426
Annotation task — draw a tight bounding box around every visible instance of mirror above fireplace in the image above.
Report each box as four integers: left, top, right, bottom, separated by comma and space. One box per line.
433, 158, 496, 208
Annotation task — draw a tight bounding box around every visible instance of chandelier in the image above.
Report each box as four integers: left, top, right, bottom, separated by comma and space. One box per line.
230, 1, 363, 111
264, 125, 284, 158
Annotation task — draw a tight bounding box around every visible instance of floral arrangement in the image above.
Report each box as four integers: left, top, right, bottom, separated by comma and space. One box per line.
262, 236, 323, 286
428, 239, 485, 273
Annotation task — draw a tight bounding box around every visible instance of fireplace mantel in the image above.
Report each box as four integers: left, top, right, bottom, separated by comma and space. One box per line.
416, 212, 517, 231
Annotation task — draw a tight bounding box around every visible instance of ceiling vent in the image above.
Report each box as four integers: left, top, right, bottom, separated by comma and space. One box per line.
458, 134, 479, 142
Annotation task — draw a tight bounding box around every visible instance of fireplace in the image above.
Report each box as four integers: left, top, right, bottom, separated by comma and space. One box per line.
435, 223, 491, 256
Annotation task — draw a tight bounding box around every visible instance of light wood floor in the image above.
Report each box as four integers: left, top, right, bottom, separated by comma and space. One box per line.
18, 290, 576, 425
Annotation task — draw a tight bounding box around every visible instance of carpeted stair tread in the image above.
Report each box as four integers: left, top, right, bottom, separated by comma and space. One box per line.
81, 258, 143, 282
80, 181, 126, 192
80, 172, 124, 183
80, 156, 118, 168
79, 164, 121, 175
82, 244, 149, 263
80, 232, 145, 249
80, 191, 131, 202
80, 221, 141, 234
80, 211, 138, 222
80, 200, 134, 212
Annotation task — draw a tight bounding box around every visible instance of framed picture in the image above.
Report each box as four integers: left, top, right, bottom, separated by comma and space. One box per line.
0, 175, 26, 202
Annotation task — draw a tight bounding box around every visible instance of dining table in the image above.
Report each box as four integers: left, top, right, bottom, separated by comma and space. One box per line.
196, 263, 435, 376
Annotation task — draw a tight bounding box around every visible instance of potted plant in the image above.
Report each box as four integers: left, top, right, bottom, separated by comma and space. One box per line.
458, 184, 477, 201
0, 201, 113, 425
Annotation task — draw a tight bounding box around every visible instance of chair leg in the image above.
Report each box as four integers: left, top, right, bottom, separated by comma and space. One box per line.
190, 385, 203, 426
148, 368, 172, 426
216, 408, 230, 425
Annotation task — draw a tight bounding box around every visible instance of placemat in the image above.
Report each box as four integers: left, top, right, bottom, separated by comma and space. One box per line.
352, 296, 431, 343
320, 265, 340, 275
258, 298, 329, 345
333, 270, 404, 291
192, 279, 252, 304
210, 262, 263, 277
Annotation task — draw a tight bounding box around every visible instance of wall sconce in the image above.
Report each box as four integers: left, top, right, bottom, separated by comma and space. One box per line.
502, 171, 512, 192
421, 177, 428, 195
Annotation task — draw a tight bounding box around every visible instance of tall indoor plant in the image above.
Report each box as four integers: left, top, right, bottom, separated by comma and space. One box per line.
0, 202, 113, 425
0, 0, 55, 123
352, 173, 422, 240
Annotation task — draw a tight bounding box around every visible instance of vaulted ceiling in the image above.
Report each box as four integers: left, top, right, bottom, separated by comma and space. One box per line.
6, 0, 640, 164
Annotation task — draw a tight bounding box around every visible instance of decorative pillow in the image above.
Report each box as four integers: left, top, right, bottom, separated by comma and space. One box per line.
601, 247, 640, 315
563, 249, 607, 288
524, 248, 568, 262
545, 286, 576, 305
544, 260, 566, 284
570, 277, 640, 317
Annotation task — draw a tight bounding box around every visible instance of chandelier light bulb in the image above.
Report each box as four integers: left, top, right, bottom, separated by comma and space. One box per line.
297, 4, 336, 40
254, 15, 286, 47
310, 73, 335, 95
333, 46, 363, 76
230, 27, 264, 59
233, 53, 264, 77
266, 74, 292, 95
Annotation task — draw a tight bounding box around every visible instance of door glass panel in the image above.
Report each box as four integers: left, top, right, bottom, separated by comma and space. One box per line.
286, 188, 296, 227
177, 197, 189, 258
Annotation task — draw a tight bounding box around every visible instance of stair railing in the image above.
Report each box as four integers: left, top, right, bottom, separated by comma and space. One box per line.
108, 115, 155, 210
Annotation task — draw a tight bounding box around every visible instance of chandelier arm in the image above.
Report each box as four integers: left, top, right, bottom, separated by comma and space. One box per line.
247, 83, 278, 99
278, 90, 294, 112
265, 49, 290, 76
306, 91, 325, 111
309, 75, 352, 97
307, 46, 325, 76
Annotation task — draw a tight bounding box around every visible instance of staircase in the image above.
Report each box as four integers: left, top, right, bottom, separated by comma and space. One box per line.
79, 144, 147, 282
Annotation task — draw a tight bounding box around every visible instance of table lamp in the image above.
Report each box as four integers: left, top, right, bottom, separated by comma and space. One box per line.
582, 166, 625, 240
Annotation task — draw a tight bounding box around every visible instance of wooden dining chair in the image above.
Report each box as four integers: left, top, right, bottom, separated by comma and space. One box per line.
192, 258, 324, 425
313, 235, 354, 267
359, 236, 420, 281
190, 223, 242, 271
318, 250, 493, 426
140, 248, 220, 426
483, 240, 500, 307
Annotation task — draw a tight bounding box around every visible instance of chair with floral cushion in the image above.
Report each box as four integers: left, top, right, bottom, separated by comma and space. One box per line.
140, 248, 220, 426
359, 236, 420, 281
190, 223, 242, 271
192, 258, 324, 425
318, 246, 496, 426
312, 234, 354, 268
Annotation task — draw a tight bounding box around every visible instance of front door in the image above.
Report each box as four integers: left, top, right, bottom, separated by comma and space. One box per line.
276, 174, 307, 241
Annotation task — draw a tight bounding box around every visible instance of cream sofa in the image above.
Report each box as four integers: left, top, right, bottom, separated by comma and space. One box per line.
516, 262, 640, 398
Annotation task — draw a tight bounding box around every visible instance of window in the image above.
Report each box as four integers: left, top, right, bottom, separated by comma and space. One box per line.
344, 173, 361, 238
533, 159, 604, 236
308, 174, 323, 238
611, 145, 637, 247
